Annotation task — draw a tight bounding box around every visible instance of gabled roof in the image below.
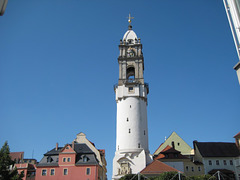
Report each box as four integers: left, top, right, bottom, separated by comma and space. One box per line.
194, 142, 240, 157
38, 143, 98, 167
44, 147, 62, 156
156, 146, 188, 160
141, 160, 179, 174
154, 132, 193, 155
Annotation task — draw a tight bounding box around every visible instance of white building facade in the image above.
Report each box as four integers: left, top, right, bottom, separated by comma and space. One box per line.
112, 22, 152, 179
223, 0, 240, 84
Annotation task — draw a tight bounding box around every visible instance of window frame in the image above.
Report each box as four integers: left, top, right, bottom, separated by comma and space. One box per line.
209, 160, 212, 165
63, 168, 68, 175
41, 169, 47, 176
50, 169, 55, 176
86, 167, 91, 175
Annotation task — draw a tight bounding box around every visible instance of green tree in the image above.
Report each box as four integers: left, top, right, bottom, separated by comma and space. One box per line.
119, 174, 146, 180
0, 141, 24, 180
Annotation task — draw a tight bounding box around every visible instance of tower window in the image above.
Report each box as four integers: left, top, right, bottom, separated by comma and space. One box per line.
144, 130, 145, 135
118, 145, 119, 150
130, 105, 131, 108
127, 118, 129, 122
127, 67, 135, 80
128, 87, 134, 92
171, 141, 175, 149
138, 143, 140, 148
216, 160, 219, 165
129, 129, 131, 133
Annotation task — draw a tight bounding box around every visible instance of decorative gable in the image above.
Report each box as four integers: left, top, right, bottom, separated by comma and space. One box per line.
61, 144, 75, 154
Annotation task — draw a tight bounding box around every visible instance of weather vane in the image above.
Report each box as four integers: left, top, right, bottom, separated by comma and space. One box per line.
128, 13, 134, 24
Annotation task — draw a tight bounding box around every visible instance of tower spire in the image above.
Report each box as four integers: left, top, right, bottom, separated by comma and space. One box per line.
127, 13, 134, 30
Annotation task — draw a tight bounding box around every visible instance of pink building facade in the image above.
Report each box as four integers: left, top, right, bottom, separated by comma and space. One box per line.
36, 137, 107, 180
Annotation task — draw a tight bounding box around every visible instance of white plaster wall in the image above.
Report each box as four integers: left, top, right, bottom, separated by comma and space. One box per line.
203, 157, 236, 175
116, 85, 147, 100
112, 149, 150, 180
116, 96, 148, 151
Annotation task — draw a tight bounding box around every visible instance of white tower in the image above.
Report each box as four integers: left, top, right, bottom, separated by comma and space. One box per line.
112, 17, 152, 180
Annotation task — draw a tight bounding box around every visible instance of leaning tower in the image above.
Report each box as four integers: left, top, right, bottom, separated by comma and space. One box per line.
112, 17, 152, 179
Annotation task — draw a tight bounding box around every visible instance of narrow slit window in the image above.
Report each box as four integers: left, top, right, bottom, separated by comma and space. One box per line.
129, 129, 131, 133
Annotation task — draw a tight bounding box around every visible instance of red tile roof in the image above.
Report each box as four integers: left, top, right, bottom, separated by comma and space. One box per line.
154, 145, 171, 160
141, 160, 179, 174
10, 152, 24, 162
153, 143, 163, 154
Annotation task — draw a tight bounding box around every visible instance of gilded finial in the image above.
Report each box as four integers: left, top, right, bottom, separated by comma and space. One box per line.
128, 13, 134, 24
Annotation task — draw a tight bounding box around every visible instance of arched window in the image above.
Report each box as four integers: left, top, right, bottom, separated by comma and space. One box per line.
127, 67, 135, 80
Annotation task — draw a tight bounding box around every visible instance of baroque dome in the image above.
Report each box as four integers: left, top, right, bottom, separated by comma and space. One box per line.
123, 27, 138, 44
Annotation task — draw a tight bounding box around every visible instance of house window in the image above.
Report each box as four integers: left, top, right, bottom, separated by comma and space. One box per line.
83, 156, 88, 162
47, 156, 52, 163
63, 168, 68, 175
178, 143, 180, 146
216, 160, 219, 165
56, 158, 59, 162
230, 160, 233, 165
224, 160, 227, 165
198, 167, 201, 171
209, 160, 212, 165
63, 158, 66, 162
50, 169, 55, 176
86, 168, 91, 175
42, 169, 47, 176
191, 167, 194, 172
186, 166, 189, 171
67, 158, 70, 162
66, 146, 69, 149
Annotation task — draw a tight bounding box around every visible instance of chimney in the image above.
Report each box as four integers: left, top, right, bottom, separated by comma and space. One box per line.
55, 143, 58, 151
72, 141, 75, 150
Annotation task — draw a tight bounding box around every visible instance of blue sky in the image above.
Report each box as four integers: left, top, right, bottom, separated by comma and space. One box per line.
0, 0, 239, 179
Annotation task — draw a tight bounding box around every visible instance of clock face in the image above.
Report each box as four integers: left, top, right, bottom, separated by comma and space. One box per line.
127, 48, 135, 57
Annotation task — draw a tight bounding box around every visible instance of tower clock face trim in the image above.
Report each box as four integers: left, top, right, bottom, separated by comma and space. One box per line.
127, 48, 135, 57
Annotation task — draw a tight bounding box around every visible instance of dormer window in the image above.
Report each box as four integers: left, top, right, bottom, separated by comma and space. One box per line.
47, 156, 52, 163
83, 156, 88, 162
